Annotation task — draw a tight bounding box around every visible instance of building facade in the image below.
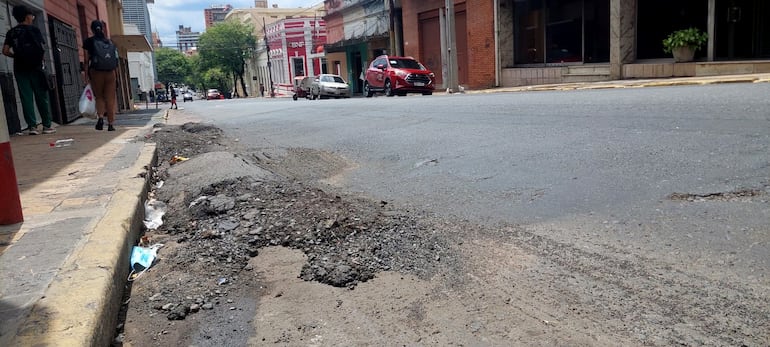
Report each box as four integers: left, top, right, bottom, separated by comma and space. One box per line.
151, 31, 162, 48
323, 0, 391, 94
1, 0, 149, 134
205, 4, 232, 29
125, 24, 155, 99
266, 17, 327, 86
401, 0, 496, 89
226, 4, 323, 97
175, 25, 200, 54
122, 0, 153, 45
320, 0, 770, 90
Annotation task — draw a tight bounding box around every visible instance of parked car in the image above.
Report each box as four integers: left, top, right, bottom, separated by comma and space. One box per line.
206, 89, 222, 100
293, 76, 315, 100
182, 91, 194, 102
364, 55, 435, 97
310, 74, 350, 99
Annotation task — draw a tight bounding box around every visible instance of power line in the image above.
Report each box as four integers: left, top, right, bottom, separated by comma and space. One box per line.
152, 1, 326, 44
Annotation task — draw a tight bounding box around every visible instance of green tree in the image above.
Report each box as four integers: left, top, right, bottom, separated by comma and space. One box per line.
198, 21, 256, 97
186, 55, 204, 91
155, 47, 191, 86
202, 67, 230, 93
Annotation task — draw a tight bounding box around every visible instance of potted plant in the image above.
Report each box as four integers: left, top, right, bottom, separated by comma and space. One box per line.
662, 28, 708, 62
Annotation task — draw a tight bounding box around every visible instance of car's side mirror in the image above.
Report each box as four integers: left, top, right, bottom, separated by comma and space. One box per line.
376, 64, 385, 70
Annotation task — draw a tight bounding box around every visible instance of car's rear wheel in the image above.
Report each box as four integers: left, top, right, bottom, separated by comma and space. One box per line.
384, 80, 394, 97
364, 82, 373, 98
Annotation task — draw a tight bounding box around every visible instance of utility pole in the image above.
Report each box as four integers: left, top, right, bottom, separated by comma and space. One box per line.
263, 17, 275, 97
388, 0, 396, 55
445, 0, 459, 93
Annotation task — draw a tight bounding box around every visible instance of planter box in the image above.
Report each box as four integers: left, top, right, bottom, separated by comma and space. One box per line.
672, 46, 696, 63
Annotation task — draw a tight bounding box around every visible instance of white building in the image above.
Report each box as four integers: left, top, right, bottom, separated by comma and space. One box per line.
176, 25, 200, 54
124, 24, 155, 99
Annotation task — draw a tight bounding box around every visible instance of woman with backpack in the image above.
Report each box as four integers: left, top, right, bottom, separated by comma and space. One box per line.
83, 20, 118, 131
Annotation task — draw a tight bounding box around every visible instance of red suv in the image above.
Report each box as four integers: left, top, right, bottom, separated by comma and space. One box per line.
364, 55, 435, 97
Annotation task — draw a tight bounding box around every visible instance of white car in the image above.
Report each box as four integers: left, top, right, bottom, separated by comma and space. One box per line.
310, 74, 350, 99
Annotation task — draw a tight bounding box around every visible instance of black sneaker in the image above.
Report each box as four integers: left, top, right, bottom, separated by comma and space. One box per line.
95, 118, 104, 130
108, 124, 115, 131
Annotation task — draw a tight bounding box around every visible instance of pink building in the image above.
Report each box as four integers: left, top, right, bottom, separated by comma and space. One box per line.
266, 17, 326, 85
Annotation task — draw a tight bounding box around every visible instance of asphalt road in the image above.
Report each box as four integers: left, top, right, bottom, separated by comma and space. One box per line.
181, 85, 769, 288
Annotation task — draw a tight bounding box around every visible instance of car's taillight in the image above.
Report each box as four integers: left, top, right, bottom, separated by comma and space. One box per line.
429, 72, 435, 78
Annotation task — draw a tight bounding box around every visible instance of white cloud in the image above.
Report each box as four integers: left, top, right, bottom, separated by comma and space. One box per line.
148, 0, 322, 47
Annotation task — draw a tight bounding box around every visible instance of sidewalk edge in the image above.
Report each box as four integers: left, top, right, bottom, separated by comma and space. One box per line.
10, 141, 157, 346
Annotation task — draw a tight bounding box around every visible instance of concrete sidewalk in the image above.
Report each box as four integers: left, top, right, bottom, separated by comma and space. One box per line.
462, 72, 770, 94
0, 73, 768, 346
0, 107, 165, 346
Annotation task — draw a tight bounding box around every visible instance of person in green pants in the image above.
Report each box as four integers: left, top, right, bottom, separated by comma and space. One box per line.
2, 5, 54, 135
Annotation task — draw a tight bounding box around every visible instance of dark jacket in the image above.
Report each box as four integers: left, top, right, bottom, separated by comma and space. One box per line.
3, 24, 44, 71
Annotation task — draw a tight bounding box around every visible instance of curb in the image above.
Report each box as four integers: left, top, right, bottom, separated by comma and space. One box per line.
9, 141, 157, 346
460, 74, 770, 94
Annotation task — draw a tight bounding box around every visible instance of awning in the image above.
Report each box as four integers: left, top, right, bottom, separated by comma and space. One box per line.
111, 34, 152, 52
324, 33, 389, 53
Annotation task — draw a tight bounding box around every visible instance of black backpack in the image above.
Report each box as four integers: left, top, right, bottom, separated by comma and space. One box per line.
12, 26, 44, 69
90, 38, 118, 71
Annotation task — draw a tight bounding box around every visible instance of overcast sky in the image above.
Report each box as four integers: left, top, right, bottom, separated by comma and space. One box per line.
148, 0, 322, 47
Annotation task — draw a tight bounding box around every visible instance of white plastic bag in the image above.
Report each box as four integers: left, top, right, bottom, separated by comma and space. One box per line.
78, 83, 97, 118
143, 199, 167, 230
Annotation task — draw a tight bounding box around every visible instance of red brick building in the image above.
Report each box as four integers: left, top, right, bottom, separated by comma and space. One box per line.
205, 4, 232, 29
43, 0, 108, 124
401, 0, 496, 89
401, 0, 770, 89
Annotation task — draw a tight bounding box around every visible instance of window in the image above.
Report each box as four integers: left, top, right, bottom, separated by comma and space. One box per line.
292, 57, 305, 78
637, 0, 706, 59
514, 0, 609, 65
389, 58, 424, 70
321, 75, 343, 83
373, 57, 386, 67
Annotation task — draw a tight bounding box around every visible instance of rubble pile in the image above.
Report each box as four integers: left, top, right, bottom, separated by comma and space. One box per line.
139, 123, 456, 320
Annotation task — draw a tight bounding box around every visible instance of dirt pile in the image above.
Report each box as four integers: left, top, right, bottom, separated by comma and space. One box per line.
133, 123, 456, 320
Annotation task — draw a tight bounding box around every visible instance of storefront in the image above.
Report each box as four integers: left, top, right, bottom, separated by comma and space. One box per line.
512, 0, 610, 65
265, 17, 326, 86
500, 0, 770, 86
642, 0, 769, 61
322, 0, 389, 94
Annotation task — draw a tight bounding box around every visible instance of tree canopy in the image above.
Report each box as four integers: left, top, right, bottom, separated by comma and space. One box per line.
197, 21, 256, 97
155, 47, 191, 86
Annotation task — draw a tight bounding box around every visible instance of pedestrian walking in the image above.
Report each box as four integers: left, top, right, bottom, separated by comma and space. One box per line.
2, 5, 55, 135
83, 19, 119, 131
170, 89, 178, 109
259, 83, 265, 97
